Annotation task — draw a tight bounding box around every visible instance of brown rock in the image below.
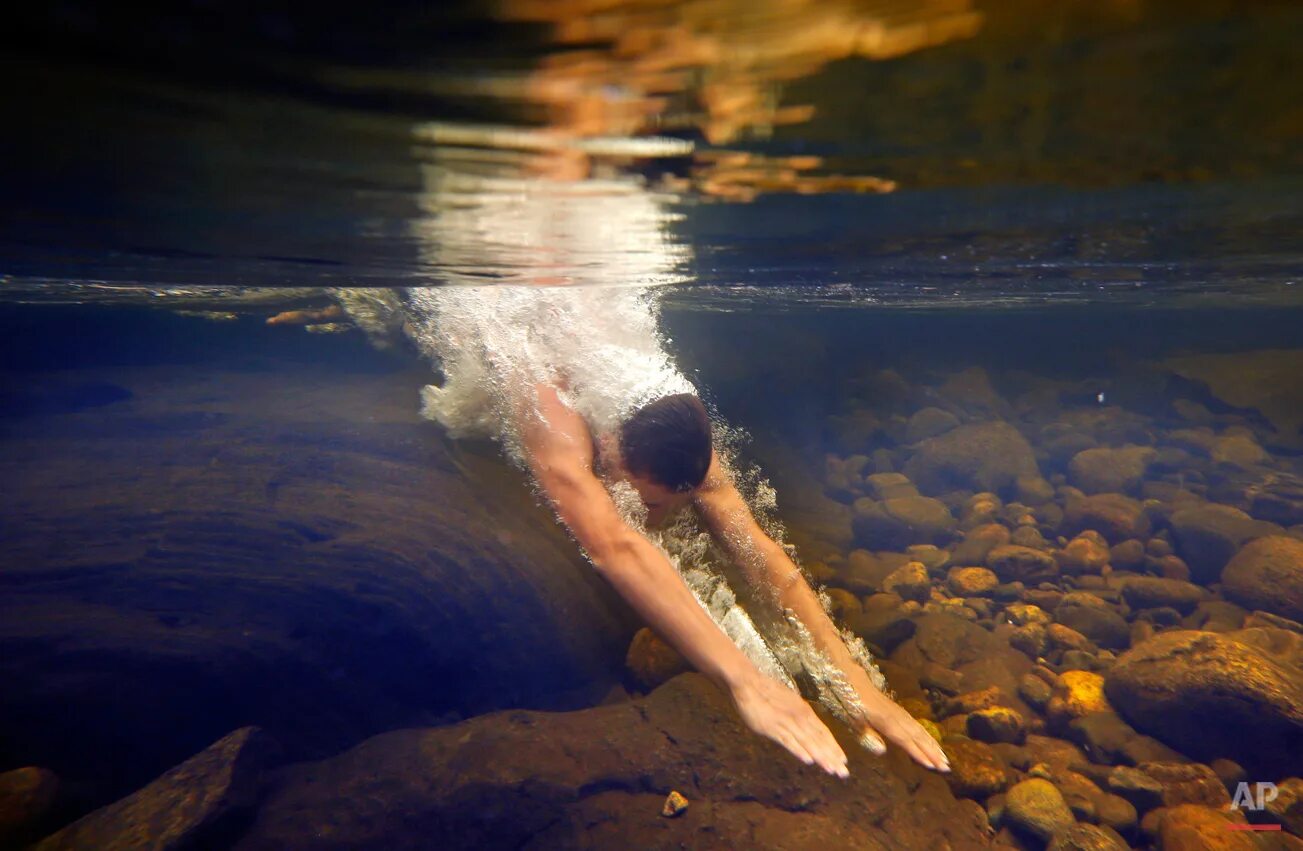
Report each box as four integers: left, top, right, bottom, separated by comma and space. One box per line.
1105, 630, 1303, 776
626, 627, 691, 691
904, 421, 1041, 497
1061, 493, 1151, 544
1069, 446, 1157, 495
239, 675, 995, 850
988, 545, 1060, 584
1222, 535, 1303, 624
948, 566, 1000, 597
1156, 803, 1259, 851
0, 767, 58, 849
35, 727, 274, 851
942, 736, 1011, 799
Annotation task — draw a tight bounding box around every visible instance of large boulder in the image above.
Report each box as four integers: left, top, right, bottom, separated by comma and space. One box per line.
236, 674, 995, 850
903, 422, 1039, 497
1068, 446, 1156, 495
852, 496, 957, 550
1221, 535, 1303, 623
1169, 503, 1280, 584
0, 362, 638, 813
1060, 493, 1151, 544
34, 727, 274, 851
1104, 630, 1303, 776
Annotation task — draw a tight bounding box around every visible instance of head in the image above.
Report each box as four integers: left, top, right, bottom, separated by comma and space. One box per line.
609, 393, 713, 525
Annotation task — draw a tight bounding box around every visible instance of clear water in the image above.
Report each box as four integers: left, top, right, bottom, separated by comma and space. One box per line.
2, 1, 1302, 847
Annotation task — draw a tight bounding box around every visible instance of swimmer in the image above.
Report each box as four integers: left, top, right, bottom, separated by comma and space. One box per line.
516, 380, 951, 778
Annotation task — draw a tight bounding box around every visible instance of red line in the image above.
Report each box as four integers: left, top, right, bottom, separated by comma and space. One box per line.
1226, 824, 1281, 831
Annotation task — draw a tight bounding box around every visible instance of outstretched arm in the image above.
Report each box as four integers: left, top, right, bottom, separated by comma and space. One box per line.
693, 452, 950, 773
516, 383, 849, 777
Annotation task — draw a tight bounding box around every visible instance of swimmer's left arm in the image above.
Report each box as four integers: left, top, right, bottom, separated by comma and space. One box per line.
693, 451, 951, 772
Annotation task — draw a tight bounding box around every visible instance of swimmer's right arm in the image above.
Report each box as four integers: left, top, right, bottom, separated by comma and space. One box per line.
517, 383, 849, 778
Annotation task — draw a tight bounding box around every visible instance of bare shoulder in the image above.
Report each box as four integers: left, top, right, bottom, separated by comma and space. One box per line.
518, 381, 595, 474
693, 449, 740, 504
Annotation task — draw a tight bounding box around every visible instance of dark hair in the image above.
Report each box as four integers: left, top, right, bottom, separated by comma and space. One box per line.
619, 393, 713, 492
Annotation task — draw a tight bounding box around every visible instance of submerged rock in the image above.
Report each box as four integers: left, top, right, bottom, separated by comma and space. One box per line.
1004, 778, 1075, 843
625, 627, 690, 691
903, 421, 1040, 498
1169, 503, 1280, 584
1104, 630, 1303, 776
988, 545, 1059, 585
942, 736, 1011, 800
1118, 576, 1205, 615
1046, 822, 1128, 851
1060, 493, 1151, 544
1221, 535, 1303, 623
35, 727, 274, 851
0, 766, 59, 849
1068, 447, 1156, 496
237, 674, 995, 850
851, 496, 957, 550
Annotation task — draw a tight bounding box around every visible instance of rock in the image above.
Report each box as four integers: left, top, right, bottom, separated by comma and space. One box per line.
1061, 493, 1152, 544
1054, 594, 1130, 650
1048, 623, 1092, 652
1221, 535, 1303, 623
845, 608, 917, 655
1017, 476, 1057, 507
1069, 712, 1183, 767
0, 365, 642, 809
1169, 503, 1280, 584
1264, 776, 1303, 836
864, 472, 919, 500
948, 566, 999, 597
1057, 532, 1111, 576
988, 545, 1060, 584
942, 736, 1011, 799
882, 561, 932, 603
953, 523, 1012, 564
906, 407, 960, 443
1135, 762, 1230, 809
1105, 630, 1303, 776
1006, 604, 1052, 627
1156, 803, 1260, 851
823, 588, 862, 621
1005, 778, 1076, 843
1107, 766, 1165, 813
906, 544, 950, 571
35, 727, 274, 851
0, 767, 58, 849
905, 613, 1001, 670
1047, 822, 1128, 851
1095, 794, 1138, 837
836, 549, 902, 594
968, 707, 1028, 745
1109, 539, 1146, 571
937, 367, 1010, 419
904, 421, 1040, 497
1211, 434, 1268, 469
1046, 671, 1111, 726
851, 496, 957, 550
238, 675, 994, 849
1119, 577, 1206, 615
1019, 674, 1054, 710
625, 627, 690, 691
661, 790, 689, 817
1011, 623, 1049, 658
1069, 447, 1157, 495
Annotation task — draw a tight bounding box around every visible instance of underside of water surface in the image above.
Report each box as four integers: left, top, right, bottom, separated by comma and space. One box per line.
1, 1, 1302, 849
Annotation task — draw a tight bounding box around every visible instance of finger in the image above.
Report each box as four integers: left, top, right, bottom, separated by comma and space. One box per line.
775, 728, 815, 767
855, 722, 887, 755
800, 721, 848, 777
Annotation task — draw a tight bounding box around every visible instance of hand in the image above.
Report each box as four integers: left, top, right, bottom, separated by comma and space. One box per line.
850, 681, 950, 773
729, 672, 849, 778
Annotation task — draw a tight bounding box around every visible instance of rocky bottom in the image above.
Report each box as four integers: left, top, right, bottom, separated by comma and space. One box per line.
2, 322, 1302, 849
